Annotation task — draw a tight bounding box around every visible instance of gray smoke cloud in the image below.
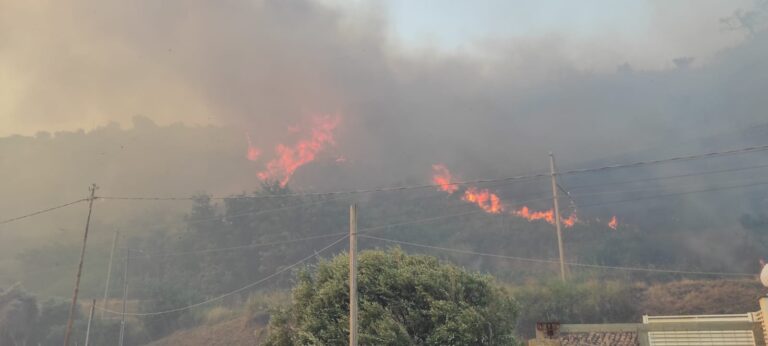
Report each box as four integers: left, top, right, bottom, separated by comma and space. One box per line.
1, 0, 768, 241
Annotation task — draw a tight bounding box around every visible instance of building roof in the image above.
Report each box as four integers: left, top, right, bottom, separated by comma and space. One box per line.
559, 332, 639, 346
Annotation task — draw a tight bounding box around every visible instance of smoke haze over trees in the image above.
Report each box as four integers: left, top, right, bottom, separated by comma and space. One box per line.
2, 1, 768, 343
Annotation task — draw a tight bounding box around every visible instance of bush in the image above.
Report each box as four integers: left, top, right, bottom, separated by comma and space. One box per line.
265, 248, 519, 345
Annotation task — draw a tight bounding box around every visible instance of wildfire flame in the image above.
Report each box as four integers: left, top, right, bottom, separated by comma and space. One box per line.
513, 206, 553, 224
562, 212, 578, 228
608, 216, 618, 230
431, 164, 459, 194
258, 114, 341, 187
512, 206, 578, 228
463, 187, 504, 214
430, 163, 579, 226
246, 133, 261, 161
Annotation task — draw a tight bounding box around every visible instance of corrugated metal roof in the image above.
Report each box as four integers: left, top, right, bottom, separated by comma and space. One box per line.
648, 330, 756, 346
645, 313, 757, 323
560, 332, 639, 346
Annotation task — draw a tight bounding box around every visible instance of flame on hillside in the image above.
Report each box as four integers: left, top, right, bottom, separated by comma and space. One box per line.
608, 216, 618, 230
512, 206, 577, 228
246, 133, 261, 161
432, 164, 459, 194
431, 163, 583, 227
512, 206, 553, 224
562, 212, 578, 227
463, 187, 503, 213
258, 114, 341, 187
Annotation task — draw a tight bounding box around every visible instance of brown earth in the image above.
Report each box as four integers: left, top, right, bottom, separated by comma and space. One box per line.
641, 279, 766, 315
146, 279, 768, 345
146, 316, 267, 346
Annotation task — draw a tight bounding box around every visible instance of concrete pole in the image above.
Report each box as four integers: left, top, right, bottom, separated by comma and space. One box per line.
549, 153, 567, 282
84, 299, 96, 346
101, 230, 119, 319
63, 184, 98, 346
118, 249, 129, 346
349, 204, 358, 346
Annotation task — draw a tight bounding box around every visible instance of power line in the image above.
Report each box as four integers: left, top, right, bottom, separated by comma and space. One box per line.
98, 235, 348, 316
559, 144, 768, 176
130, 206, 487, 258
5, 144, 767, 227
93, 174, 545, 201
359, 235, 754, 277
185, 194, 350, 226
93, 144, 768, 201
0, 198, 88, 226
576, 180, 768, 208
571, 176, 768, 198
566, 163, 768, 190
131, 232, 348, 259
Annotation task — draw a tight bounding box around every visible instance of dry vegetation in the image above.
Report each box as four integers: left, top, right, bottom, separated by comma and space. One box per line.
147, 316, 266, 346
641, 279, 765, 315
147, 279, 767, 345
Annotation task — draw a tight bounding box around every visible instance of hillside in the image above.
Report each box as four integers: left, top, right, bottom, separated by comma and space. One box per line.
145, 279, 767, 345
147, 317, 266, 346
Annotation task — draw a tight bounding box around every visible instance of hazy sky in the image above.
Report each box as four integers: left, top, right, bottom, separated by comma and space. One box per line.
0, 0, 754, 136
381, 0, 748, 65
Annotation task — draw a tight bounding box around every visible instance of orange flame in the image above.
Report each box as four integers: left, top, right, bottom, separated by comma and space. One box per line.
512, 206, 578, 228
463, 187, 504, 214
246, 133, 261, 161
258, 114, 341, 186
608, 216, 618, 230
431, 164, 458, 194
562, 212, 578, 228
428, 164, 578, 224
513, 206, 554, 224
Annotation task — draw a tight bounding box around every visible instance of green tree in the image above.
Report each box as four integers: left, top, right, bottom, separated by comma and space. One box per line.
140, 283, 201, 339
266, 248, 519, 345
511, 280, 640, 338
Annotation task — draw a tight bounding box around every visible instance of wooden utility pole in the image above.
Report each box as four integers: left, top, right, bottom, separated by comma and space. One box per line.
119, 249, 130, 346
85, 299, 96, 346
101, 230, 119, 319
549, 153, 567, 282
63, 184, 98, 346
349, 204, 358, 346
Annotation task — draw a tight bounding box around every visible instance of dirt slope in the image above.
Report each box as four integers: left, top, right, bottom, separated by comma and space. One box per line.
146, 317, 266, 346
642, 279, 766, 315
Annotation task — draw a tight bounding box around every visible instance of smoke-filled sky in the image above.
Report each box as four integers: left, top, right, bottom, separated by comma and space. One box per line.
1, 0, 768, 265
1, 0, 768, 203
0, 0, 755, 137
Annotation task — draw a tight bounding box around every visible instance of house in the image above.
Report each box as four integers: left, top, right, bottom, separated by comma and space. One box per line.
529, 297, 768, 346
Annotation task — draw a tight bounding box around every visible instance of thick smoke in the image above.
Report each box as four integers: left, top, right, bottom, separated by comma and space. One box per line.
1, 0, 768, 241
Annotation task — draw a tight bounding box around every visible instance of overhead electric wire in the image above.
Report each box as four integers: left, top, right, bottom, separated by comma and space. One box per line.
93, 174, 546, 201
94, 144, 768, 201
558, 144, 768, 176
0, 198, 88, 226
5, 144, 768, 227
99, 235, 348, 316
566, 163, 768, 190
359, 235, 754, 277
576, 180, 768, 208
130, 206, 489, 258
570, 175, 768, 198
131, 232, 348, 259
129, 195, 546, 259
185, 194, 351, 226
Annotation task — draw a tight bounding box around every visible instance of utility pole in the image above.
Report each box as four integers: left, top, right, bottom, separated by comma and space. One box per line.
101, 231, 119, 319
349, 204, 358, 346
85, 299, 96, 346
118, 249, 130, 346
549, 153, 567, 282
63, 184, 98, 346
